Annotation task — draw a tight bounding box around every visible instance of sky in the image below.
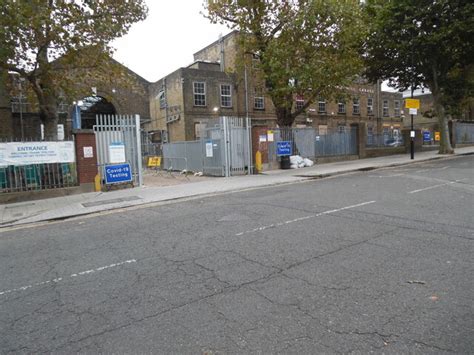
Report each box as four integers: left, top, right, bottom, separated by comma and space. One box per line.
111, 1, 421, 95
112, 1, 229, 83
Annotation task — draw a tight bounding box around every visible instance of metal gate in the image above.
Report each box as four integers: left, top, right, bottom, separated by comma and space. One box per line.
94, 114, 143, 186
315, 127, 358, 156
201, 117, 252, 177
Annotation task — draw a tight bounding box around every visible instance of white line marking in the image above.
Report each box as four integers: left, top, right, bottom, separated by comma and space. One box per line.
0, 259, 136, 297
235, 201, 376, 237
408, 179, 466, 194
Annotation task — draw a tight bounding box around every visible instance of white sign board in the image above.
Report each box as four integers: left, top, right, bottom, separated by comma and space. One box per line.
409, 108, 418, 115
410, 130, 416, 138
57, 124, 65, 141
205, 142, 213, 157
0, 141, 75, 167
267, 131, 274, 142
83, 146, 93, 158
108, 142, 126, 163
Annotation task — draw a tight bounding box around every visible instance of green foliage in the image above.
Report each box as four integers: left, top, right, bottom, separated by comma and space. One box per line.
364, 0, 474, 93
205, 0, 366, 127
364, 0, 474, 153
0, 0, 148, 136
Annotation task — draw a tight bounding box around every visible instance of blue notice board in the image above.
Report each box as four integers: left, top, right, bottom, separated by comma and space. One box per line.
276, 141, 292, 156
423, 131, 431, 142
104, 163, 132, 184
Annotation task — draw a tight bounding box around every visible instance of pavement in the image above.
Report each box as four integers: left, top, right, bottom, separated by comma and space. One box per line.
1, 146, 473, 227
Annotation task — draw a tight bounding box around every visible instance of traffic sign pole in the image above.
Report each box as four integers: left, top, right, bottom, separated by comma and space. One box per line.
411, 113, 414, 160
405, 97, 420, 160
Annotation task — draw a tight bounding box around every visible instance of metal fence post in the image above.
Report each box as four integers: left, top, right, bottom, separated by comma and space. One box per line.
246, 116, 252, 175
135, 114, 143, 187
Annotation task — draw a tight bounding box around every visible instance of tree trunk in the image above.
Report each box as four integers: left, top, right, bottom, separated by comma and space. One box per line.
275, 106, 293, 127
431, 91, 453, 154
431, 66, 454, 154
37, 93, 59, 140
32, 77, 59, 140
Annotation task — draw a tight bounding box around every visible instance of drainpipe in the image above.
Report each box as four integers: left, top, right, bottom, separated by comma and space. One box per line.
219, 34, 225, 72
244, 63, 252, 174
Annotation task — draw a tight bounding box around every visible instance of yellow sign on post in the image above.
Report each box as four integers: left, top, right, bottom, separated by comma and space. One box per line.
405, 98, 420, 109
434, 132, 441, 141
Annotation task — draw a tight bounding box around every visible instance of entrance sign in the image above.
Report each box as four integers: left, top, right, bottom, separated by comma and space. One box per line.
0, 141, 75, 167
108, 142, 126, 163
276, 141, 292, 156
405, 99, 420, 109
104, 163, 132, 184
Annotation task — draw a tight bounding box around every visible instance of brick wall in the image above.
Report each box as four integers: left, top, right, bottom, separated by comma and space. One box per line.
252, 126, 271, 164
74, 130, 98, 185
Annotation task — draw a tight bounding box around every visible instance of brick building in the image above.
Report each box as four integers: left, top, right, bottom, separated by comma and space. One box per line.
147, 31, 404, 142
380, 91, 404, 137
0, 58, 151, 140
148, 61, 239, 142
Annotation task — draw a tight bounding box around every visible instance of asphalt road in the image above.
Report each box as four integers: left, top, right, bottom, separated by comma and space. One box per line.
1, 156, 473, 354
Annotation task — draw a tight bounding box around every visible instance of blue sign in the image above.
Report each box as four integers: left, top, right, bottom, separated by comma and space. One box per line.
104, 163, 132, 184
72, 104, 82, 130
423, 131, 431, 142
276, 141, 292, 156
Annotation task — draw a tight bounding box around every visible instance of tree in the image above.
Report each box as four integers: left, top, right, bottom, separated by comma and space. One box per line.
363, 0, 474, 154
0, 0, 147, 138
204, 0, 366, 127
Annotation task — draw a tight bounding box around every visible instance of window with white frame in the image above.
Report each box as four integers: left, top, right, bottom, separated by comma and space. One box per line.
220, 84, 232, 108
367, 97, 373, 115
353, 97, 360, 114
296, 96, 304, 111
318, 97, 326, 113
394, 100, 400, 117
252, 53, 260, 69
383, 100, 389, 116
254, 88, 265, 110
338, 99, 346, 114
157, 90, 166, 109
193, 82, 206, 106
